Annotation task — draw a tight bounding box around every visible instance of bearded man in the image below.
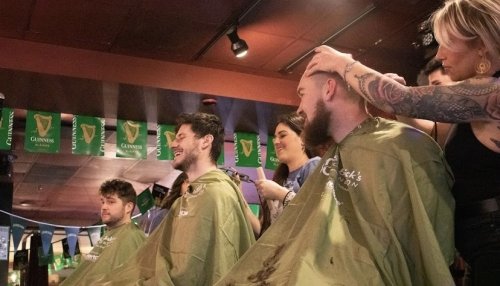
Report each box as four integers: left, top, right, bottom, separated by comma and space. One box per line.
216, 66, 455, 285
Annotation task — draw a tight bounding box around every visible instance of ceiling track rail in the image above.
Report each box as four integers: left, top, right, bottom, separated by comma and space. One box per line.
280, 3, 376, 74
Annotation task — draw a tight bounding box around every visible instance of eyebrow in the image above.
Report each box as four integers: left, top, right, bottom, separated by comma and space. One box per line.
276, 130, 288, 136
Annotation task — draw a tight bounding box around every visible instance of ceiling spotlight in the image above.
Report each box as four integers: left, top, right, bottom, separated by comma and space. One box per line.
226, 26, 248, 58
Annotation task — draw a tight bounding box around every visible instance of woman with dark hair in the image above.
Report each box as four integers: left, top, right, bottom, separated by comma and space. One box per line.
256, 112, 321, 234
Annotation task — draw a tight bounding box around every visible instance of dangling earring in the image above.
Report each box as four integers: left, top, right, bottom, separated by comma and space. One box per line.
476, 54, 491, 75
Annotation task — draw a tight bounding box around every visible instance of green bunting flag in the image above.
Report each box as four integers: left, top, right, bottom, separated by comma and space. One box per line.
24, 110, 61, 153
265, 135, 280, 170
234, 132, 261, 167
137, 187, 155, 214
0, 107, 14, 150
72, 115, 105, 156
116, 119, 147, 159
156, 124, 176, 160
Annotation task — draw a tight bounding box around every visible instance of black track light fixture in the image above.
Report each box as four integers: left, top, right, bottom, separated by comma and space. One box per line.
226, 25, 248, 58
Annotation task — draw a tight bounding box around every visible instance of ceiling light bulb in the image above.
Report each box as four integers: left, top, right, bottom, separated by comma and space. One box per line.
227, 26, 248, 58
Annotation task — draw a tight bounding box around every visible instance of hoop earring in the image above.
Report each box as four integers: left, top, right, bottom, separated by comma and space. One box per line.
475, 55, 491, 75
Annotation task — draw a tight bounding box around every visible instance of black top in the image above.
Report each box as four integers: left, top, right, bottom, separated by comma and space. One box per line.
445, 71, 500, 206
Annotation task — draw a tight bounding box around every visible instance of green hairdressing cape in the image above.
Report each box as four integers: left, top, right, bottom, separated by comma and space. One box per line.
60, 222, 146, 286
92, 169, 255, 286
216, 118, 455, 286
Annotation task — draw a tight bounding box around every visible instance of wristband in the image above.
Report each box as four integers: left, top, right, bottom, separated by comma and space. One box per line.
343, 60, 359, 91
282, 191, 294, 207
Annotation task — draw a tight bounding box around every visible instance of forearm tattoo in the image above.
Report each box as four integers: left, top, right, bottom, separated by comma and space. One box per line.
354, 73, 500, 123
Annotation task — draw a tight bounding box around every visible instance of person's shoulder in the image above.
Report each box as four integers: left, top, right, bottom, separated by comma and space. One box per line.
376, 118, 443, 156
378, 118, 433, 142
125, 223, 147, 239
305, 157, 321, 169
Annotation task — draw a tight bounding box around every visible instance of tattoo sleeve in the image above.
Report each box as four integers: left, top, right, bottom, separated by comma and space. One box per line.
354, 73, 500, 123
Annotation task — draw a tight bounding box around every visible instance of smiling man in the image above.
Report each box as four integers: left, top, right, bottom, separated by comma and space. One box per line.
61, 179, 146, 286
92, 112, 255, 286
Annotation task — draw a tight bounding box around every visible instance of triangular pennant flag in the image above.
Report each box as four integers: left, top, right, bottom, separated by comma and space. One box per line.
62, 237, 81, 259
234, 132, 262, 167
137, 187, 155, 214
87, 227, 102, 247
38, 224, 55, 256
10, 216, 26, 253
64, 227, 80, 258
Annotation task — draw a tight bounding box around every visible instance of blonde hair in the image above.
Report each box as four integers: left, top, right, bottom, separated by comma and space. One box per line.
431, 0, 500, 59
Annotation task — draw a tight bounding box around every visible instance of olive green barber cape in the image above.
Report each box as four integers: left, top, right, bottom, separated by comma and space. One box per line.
60, 222, 146, 286
216, 118, 455, 286
92, 169, 255, 286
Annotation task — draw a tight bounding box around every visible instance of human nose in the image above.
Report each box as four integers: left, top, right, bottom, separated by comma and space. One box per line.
170, 139, 178, 148
296, 106, 305, 120
435, 45, 445, 61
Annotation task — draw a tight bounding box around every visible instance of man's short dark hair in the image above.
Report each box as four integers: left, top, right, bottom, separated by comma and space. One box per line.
423, 58, 444, 76
99, 179, 137, 208
175, 112, 224, 163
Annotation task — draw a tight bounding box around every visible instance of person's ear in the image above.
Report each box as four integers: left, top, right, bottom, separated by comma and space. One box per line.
201, 134, 214, 149
124, 201, 134, 215
323, 78, 337, 102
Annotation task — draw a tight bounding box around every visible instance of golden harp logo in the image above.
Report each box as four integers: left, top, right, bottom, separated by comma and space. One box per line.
240, 139, 253, 157
80, 124, 96, 144
34, 114, 52, 137
124, 121, 140, 144
0, 117, 3, 128
164, 130, 176, 147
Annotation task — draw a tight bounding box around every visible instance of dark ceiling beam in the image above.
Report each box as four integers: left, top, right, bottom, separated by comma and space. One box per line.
0, 37, 299, 106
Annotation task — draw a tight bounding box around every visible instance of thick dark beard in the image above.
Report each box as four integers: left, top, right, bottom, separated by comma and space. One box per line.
303, 100, 332, 150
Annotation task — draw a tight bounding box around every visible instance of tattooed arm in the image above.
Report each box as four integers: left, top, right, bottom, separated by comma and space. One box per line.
306, 45, 500, 123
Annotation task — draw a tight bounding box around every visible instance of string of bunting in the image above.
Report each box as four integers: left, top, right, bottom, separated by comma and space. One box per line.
0, 110, 280, 169
0, 209, 145, 258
